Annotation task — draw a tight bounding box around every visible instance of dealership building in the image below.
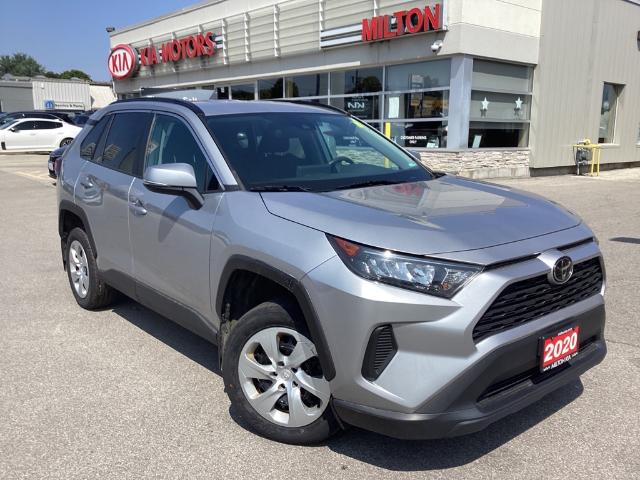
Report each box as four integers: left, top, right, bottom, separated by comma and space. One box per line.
0, 76, 115, 112
108, 0, 640, 177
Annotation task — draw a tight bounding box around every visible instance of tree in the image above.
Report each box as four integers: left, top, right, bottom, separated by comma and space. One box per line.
58, 69, 92, 81
0, 53, 45, 77
0, 53, 92, 81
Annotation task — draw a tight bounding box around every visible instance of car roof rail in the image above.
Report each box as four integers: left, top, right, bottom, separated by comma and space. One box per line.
112, 96, 206, 117
279, 99, 349, 116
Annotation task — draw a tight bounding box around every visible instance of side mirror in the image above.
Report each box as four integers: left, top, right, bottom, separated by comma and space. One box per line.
9, 127, 16, 132
143, 163, 204, 209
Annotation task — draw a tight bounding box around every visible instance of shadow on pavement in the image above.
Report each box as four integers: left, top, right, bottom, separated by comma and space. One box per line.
326, 380, 583, 471
610, 237, 640, 245
110, 297, 221, 375
110, 296, 584, 470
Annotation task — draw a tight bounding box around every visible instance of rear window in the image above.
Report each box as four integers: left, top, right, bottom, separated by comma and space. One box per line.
100, 112, 153, 176
80, 116, 110, 161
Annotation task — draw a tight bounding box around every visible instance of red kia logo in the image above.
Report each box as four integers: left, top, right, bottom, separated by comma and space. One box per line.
108, 44, 137, 80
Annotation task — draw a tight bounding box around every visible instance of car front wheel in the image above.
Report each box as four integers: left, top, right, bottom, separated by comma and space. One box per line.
222, 300, 339, 444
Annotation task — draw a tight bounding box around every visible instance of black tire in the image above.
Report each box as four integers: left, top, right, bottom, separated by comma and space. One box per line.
222, 300, 339, 444
65, 227, 116, 309
60, 138, 73, 147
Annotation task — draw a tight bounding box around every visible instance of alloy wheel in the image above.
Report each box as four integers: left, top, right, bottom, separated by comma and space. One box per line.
238, 326, 330, 428
68, 240, 89, 298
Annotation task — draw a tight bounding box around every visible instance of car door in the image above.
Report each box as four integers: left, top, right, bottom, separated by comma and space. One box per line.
75, 111, 153, 290
32, 120, 60, 148
4, 120, 37, 150
128, 113, 223, 340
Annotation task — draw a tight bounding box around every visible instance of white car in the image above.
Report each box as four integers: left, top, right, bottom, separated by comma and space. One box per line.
0, 118, 81, 152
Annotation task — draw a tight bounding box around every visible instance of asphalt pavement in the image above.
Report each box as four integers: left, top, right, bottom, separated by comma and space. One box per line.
0, 154, 638, 479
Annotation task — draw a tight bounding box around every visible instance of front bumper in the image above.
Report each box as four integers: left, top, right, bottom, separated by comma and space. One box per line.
333, 304, 606, 439
301, 227, 607, 438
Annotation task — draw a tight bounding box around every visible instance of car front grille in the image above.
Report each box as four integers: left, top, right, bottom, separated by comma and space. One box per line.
473, 257, 603, 342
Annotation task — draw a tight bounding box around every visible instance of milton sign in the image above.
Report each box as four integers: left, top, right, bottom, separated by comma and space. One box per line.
108, 32, 217, 80
361, 3, 443, 42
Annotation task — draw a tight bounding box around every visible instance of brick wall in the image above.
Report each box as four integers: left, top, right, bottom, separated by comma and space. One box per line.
418, 149, 531, 179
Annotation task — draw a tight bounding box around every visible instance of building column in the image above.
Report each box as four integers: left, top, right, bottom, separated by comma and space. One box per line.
447, 55, 473, 149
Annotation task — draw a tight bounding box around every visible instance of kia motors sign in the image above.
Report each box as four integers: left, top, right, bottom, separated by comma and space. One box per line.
108, 44, 137, 80
362, 3, 443, 42
108, 32, 217, 80
140, 32, 216, 66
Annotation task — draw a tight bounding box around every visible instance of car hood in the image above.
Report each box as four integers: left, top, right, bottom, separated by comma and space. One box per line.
260, 176, 581, 256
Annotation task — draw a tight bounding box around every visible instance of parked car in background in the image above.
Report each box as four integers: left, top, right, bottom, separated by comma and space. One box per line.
48, 145, 67, 178
0, 111, 63, 126
0, 110, 86, 126
71, 113, 91, 127
0, 118, 80, 152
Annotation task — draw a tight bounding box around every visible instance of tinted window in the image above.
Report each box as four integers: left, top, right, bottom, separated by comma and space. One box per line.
14, 121, 36, 131
385, 60, 451, 90
146, 114, 217, 192
80, 115, 111, 161
33, 121, 61, 130
258, 78, 284, 99
330, 68, 383, 95
231, 83, 255, 100
100, 112, 152, 175
26, 113, 56, 120
206, 112, 431, 192
285, 74, 328, 98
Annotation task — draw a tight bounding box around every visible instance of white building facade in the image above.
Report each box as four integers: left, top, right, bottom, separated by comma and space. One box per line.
108, 0, 640, 177
0, 76, 116, 112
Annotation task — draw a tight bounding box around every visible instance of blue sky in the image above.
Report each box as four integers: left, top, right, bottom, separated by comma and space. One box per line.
0, 0, 200, 81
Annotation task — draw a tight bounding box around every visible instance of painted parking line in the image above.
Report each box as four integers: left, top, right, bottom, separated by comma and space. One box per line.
0, 169, 54, 185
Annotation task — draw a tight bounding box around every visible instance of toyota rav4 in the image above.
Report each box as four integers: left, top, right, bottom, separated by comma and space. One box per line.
57, 98, 606, 444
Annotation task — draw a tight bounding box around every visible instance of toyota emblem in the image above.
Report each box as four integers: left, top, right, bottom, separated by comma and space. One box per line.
550, 256, 574, 285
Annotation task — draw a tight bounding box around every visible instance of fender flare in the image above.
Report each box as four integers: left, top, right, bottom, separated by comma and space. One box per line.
58, 199, 97, 256
216, 255, 336, 381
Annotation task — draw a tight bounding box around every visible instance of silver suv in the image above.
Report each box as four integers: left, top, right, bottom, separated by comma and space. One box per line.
57, 99, 606, 444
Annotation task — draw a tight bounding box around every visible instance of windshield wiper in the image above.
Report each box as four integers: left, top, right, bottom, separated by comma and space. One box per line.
332, 179, 403, 191
249, 185, 312, 192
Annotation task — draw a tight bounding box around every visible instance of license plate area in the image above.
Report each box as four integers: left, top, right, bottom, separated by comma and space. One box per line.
540, 326, 580, 372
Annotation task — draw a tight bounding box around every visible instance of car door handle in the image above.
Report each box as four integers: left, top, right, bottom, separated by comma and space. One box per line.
80, 180, 94, 189
129, 198, 147, 216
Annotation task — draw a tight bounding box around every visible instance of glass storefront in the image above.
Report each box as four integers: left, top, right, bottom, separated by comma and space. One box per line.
469, 60, 533, 148
209, 58, 532, 150
285, 74, 328, 98
230, 83, 255, 100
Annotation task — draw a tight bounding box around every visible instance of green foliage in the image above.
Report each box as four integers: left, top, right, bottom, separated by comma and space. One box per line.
58, 69, 92, 81
0, 53, 45, 77
0, 53, 92, 81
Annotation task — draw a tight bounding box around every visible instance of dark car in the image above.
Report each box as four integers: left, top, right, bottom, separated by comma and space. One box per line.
48, 146, 66, 179
0, 111, 61, 126
0, 110, 85, 126
71, 113, 91, 127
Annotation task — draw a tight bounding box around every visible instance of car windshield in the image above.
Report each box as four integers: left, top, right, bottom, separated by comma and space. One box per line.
0, 119, 18, 130
206, 112, 432, 192
0, 116, 17, 126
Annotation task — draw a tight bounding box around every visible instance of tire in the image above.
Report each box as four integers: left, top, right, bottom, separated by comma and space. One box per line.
65, 227, 116, 309
222, 300, 339, 444
60, 138, 73, 147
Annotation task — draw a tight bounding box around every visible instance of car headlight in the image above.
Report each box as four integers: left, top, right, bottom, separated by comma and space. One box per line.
328, 235, 482, 299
